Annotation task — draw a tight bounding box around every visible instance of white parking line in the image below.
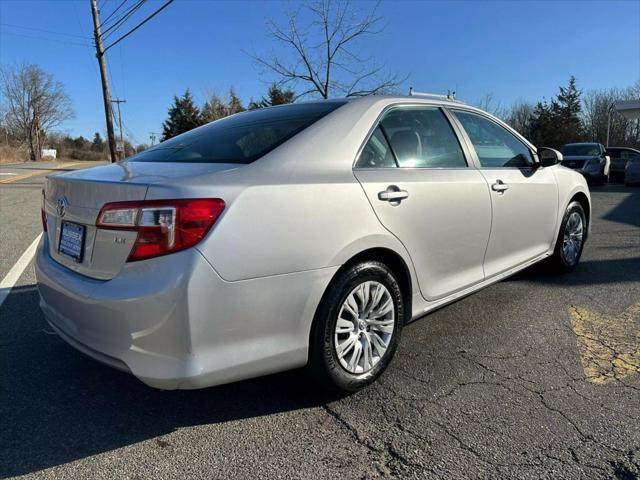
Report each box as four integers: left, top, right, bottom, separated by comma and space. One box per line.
0, 234, 42, 308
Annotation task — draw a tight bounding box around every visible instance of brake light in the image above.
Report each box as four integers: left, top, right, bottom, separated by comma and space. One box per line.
41, 208, 47, 232
97, 198, 225, 262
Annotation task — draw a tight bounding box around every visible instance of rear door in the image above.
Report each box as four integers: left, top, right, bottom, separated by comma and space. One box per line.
354, 106, 492, 301
449, 109, 558, 278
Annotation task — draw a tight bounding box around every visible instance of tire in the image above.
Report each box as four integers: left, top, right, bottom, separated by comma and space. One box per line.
310, 261, 405, 392
550, 201, 587, 272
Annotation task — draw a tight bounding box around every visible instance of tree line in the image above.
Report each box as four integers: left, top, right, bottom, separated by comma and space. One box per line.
2, 1, 638, 161
500, 77, 640, 149
161, 84, 295, 140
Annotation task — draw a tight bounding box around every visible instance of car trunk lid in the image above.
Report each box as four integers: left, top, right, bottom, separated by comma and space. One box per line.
43, 162, 239, 280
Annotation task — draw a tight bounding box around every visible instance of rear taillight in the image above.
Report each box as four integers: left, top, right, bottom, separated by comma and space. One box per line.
41, 208, 47, 232
97, 198, 225, 262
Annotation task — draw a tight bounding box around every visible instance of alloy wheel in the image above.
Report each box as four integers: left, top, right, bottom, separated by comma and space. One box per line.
334, 281, 395, 374
562, 211, 584, 265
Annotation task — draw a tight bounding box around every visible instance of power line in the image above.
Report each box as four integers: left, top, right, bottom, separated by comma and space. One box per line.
0, 22, 90, 40
0, 31, 91, 48
70, 0, 102, 81
103, 0, 174, 53
101, 0, 129, 26
101, 0, 146, 39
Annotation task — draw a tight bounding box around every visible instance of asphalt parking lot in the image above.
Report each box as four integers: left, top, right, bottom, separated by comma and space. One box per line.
1, 162, 638, 479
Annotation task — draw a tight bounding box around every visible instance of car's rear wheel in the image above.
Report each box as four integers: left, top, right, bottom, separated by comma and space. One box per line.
550, 201, 586, 272
310, 261, 404, 392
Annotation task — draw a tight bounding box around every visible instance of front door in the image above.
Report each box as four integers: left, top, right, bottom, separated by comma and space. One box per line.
354, 106, 492, 300
450, 109, 559, 278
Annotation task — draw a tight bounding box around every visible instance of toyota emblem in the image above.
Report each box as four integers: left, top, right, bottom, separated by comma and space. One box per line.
56, 196, 69, 217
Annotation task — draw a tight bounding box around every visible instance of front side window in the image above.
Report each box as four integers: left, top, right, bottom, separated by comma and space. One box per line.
379, 107, 467, 168
453, 110, 534, 168
128, 101, 346, 164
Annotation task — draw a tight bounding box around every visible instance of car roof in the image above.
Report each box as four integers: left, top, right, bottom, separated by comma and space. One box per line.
607, 146, 640, 152
345, 94, 472, 109
562, 142, 601, 146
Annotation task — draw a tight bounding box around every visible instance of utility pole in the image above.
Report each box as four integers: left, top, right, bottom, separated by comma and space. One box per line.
149, 132, 159, 146
606, 102, 616, 148
111, 99, 126, 160
90, 0, 117, 163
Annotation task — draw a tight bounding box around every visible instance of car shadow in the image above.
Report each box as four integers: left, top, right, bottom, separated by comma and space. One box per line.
0, 286, 345, 478
3, 248, 639, 476
509, 255, 640, 285
601, 187, 640, 228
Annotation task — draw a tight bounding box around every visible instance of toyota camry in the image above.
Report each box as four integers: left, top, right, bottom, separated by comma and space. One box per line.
36, 94, 591, 392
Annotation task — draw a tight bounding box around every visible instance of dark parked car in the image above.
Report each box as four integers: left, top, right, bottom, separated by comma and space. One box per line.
606, 147, 640, 182
560, 142, 610, 184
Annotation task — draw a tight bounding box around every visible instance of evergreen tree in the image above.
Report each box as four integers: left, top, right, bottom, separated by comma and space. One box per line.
91, 132, 104, 152
227, 88, 245, 115
248, 84, 295, 109
162, 90, 202, 141
555, 76, 583, 145
529, 77, 584, 148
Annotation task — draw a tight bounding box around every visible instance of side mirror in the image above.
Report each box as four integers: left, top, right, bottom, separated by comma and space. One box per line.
537, 147, 563, 167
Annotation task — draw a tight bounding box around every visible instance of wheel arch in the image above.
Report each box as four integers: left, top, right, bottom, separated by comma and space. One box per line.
308, 247, 414, 358
569, 191, 591, 239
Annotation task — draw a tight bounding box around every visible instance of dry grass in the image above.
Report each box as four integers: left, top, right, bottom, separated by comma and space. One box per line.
0, 145, 106, 164
0, 145, 28, 164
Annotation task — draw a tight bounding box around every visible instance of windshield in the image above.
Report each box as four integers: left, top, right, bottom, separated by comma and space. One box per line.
128, 101, 346, 164
560, 144, 600, 156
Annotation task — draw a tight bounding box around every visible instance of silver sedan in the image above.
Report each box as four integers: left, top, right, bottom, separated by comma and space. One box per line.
36, 95, 591, 391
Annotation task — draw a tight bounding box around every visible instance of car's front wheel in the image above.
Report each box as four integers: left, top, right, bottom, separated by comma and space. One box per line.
310, 261, 404, 392
550, 201, 586, 272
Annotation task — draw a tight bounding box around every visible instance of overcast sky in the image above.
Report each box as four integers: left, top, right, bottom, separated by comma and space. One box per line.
1, 0, 638, 145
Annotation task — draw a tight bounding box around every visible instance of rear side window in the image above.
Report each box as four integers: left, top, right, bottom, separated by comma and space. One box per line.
453, 110, 534, 168
129, 101, 346, 164
379, 107, 467, 168
356, 126, 396, 168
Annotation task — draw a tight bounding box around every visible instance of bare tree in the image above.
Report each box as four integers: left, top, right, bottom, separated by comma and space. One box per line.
504, 100, 535, 138
476, 93, 505, 118
254, 0, 403, 99
0, 64, 74, 160
582, 82, 640, 148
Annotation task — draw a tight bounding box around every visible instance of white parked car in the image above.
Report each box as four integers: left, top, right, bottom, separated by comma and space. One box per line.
36, 95, 590, 392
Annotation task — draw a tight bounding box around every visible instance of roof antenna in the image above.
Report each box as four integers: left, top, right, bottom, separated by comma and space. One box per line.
409, 86, 414, 96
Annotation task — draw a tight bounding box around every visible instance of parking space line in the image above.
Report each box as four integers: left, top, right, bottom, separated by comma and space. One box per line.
0, 234, 42, 308
0, 170, 48, 184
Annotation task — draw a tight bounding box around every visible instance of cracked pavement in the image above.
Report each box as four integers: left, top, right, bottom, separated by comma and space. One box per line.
1, 171, 639, 479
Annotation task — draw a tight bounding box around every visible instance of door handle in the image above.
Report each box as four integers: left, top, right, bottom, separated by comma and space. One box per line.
491, 180, 509, 193
378, 186, 409, 205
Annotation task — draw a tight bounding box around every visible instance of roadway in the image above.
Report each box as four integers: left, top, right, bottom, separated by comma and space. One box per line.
1, 163, 638, 479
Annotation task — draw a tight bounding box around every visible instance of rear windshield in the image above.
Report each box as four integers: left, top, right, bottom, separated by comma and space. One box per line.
560, 144, 600, 156
128, 101, 346, 164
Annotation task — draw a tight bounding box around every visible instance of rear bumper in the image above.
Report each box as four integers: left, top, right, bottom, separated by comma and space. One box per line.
36, 236, 337, 389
